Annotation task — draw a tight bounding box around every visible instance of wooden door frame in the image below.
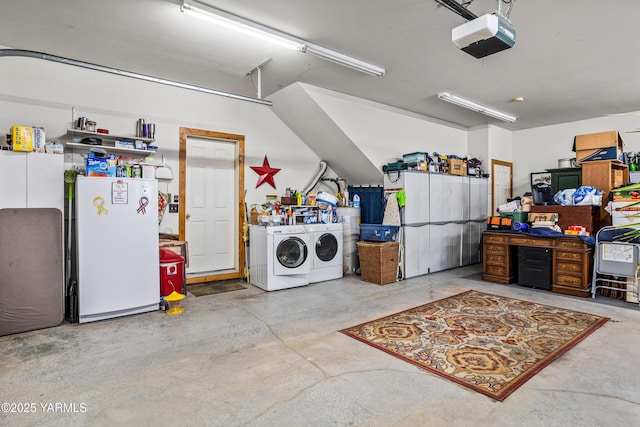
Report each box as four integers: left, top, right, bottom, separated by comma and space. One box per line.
491, 159, 513, 214
179, 127, 245, 284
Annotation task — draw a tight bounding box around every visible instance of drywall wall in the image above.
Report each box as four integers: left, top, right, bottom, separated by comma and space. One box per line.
269, 83, 381, 185
0, 56, 331, 234
512, 115, 640, 197
300, 84, 468, 183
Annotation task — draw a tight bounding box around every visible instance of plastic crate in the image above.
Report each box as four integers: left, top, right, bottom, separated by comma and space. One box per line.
402, 152, 428, 165
360, 224, 399, 242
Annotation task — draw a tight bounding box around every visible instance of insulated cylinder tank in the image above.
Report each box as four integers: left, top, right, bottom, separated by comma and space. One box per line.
337, 207, 360, 275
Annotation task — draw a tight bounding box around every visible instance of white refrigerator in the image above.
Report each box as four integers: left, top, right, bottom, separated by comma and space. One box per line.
75, 176, 159, 323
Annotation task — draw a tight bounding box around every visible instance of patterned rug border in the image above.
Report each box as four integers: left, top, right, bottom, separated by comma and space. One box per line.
339, 290, 610, 401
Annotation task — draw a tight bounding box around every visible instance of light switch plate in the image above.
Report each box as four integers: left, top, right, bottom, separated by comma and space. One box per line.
169, 204, 179, 213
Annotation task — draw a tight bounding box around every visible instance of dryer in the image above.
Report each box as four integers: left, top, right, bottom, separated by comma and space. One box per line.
249, 225, 311, 291
305, 223, 343, 283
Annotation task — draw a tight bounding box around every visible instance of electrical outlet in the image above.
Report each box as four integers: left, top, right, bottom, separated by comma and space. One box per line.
169, 204, 179, 213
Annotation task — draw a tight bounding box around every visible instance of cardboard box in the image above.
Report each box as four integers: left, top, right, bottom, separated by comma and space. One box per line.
449, 158, 467, 176
572, 130, 625, 163
611, 183, 640, 201
280, 196, 297, 205
159, 239, 190, 268
11, 126, 33, 152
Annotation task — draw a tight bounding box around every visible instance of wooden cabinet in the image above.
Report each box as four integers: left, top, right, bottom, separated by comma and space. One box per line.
482, 231, 593, 297
581, 160, 628, 225
547, 167, 582, 195
530, 205, 601, 234
553, 238, 593, 297
483, 233, 515, 284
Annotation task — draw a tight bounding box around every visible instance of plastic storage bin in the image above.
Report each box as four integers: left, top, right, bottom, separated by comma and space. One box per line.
160, 248, 185, 297
360, 224, 399, 242
500, 211, 529, 229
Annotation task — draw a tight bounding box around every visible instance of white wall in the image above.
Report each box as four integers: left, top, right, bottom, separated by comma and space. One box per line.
7, 55, 636, 234
512, 115, 640, 197
0, 56, 329, 234
303, 85, 469, 171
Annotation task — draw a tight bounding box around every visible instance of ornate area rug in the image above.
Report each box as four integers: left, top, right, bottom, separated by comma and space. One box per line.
340, 290, 609, 401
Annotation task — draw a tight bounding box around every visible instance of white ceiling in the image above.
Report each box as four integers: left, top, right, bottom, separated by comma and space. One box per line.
2, 0, 640, 131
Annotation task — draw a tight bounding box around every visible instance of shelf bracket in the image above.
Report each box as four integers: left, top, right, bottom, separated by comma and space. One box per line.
246, 58, 272, 100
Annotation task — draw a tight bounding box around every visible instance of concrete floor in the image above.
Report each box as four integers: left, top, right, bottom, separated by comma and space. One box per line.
2, 264, 640, 427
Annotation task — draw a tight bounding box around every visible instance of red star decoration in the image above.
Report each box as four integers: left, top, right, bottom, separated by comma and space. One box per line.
250, 155, 281, 189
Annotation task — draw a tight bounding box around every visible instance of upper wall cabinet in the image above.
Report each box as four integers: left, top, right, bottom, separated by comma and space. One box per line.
0, 151, 64, 212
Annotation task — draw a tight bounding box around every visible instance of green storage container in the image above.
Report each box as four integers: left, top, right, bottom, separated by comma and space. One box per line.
500, 211, 529, 229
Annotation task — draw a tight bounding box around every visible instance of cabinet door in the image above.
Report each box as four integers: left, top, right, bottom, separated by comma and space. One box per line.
403, 172, 430, 224
0, 151, 27, 208
402, 224, 429, 279
429, 174, 451, 222
469, 177, 489, 220
551, 169, 581, 194
464, 220, 484, 265
27, 153, 64, 212
429, 222, 463, 272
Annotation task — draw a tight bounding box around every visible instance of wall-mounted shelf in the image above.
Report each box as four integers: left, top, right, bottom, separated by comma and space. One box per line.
64, 141, 156, 156
66, 129, 155, 143
63, 129, 156, 156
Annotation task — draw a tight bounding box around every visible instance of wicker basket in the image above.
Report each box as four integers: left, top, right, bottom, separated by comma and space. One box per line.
357, 241, 399, 285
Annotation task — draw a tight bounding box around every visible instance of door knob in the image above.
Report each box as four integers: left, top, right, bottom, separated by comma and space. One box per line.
186, 213, 191, 219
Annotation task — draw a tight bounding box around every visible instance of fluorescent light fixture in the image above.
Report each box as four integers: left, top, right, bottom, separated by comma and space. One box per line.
437, 91, 516, 123
180, 0, 303, 51
302, 45, 385, 77
180, 0, 385, 77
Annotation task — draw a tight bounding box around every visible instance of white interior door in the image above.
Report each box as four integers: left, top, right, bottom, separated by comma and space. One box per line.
492, 160, 513, 214
186, 136, 237, 275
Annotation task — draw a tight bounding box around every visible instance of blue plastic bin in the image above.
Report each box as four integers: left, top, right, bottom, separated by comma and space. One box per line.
360, 224, 399, 242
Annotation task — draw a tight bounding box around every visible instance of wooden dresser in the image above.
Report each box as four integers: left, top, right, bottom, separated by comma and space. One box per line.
483, 231, 593, 297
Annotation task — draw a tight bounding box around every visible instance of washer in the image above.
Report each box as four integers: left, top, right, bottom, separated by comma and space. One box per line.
305, 223, 343, 283
249, 225, 311, 291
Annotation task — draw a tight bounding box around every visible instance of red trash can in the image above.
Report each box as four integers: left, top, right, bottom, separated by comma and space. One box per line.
159, 249, 184, 297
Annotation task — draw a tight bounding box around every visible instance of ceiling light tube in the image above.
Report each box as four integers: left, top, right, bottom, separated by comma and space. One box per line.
303, 44, 385, 77
180, 0, 385, 77
437, 91, 516, 123
181, 0, 303, 51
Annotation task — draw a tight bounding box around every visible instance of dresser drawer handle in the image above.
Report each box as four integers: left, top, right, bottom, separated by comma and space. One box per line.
558, 263, 580, 272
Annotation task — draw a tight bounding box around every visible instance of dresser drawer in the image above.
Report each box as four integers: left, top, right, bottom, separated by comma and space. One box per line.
509, 237, 549, 247
485, 244, 506, 255
556, 274, 585, 288
556, 250, 584, 262
556, 239, 586, 250
485, 234, 507, 243
484, 264, 506, 277
485, 253, 506, 266
556, 261, 583, 275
